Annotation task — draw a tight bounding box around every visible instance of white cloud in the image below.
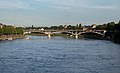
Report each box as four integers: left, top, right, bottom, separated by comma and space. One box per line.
0, 0, 31, 9
35, 0, 119, 10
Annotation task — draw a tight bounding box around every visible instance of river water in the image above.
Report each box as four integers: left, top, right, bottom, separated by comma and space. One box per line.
0, 36, 120, 73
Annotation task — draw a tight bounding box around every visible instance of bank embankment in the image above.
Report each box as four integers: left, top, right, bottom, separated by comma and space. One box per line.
0, 35, 25, 40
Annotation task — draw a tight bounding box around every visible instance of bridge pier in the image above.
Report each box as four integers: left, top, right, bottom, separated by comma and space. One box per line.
74, 32, 79, 39
45, 32, 52, 38
75, 34, 78, 39
48, 33, 51, 38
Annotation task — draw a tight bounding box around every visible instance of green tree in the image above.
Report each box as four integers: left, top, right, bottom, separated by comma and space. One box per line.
96, 24, 107, 30
76, 24, 78, 27
79, 23, 82, 27
0, 26, 23, 35
0, 28, 2, 35
106, 22, 115, 30
58, 25, 64, 30
16, 27, 23, 34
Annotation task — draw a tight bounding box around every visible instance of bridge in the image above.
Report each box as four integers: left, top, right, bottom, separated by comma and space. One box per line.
24, 29, 106, 39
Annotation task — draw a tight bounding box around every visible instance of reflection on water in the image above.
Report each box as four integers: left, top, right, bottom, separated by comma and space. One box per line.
0, 36, 120, 73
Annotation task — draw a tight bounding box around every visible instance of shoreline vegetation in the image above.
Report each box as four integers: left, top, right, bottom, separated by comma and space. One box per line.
0, 23, 24, 40
0, 21, 120, 44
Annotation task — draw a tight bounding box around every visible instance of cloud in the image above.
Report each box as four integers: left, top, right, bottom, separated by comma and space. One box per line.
35, 0, 120, 10
0, 0, 31, 9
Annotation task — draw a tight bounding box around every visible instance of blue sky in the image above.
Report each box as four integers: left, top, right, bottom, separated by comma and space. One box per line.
0, 0, 120, 27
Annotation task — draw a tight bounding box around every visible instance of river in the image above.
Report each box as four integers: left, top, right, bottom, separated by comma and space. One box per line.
0, 36, 120, 73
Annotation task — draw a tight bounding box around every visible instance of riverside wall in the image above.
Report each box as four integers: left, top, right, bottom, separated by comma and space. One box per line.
0, 35, 25, 40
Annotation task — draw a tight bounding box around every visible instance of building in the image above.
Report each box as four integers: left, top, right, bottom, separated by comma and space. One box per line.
82, 27, 88, 31
40, 28, 44, 31
91, 24, 96, 29
0, 23, 4, 28
82, 26, 91, 31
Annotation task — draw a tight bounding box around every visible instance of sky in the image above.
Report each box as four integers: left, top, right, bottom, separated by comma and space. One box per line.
0, 0, 120, 27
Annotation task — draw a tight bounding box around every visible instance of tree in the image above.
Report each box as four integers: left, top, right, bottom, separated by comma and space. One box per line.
0, 26, 23, 35
16, 27, 23, 34
79, 23, 82, 27
96, 23, 108, 30
50, 26, 58, 30
32, 25, 34, 29
58, 25, 64, 30
106, 22, 115, 30
0, 28, 2, 35
76, 24, 78, 27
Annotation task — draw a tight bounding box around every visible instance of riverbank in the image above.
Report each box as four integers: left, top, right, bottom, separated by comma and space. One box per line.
0, 35, 25, 40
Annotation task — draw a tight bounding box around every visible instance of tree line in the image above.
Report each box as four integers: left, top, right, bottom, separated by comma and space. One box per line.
96, 21, 120, 43
26, 24, 82, 30
0, 25, 23, 35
